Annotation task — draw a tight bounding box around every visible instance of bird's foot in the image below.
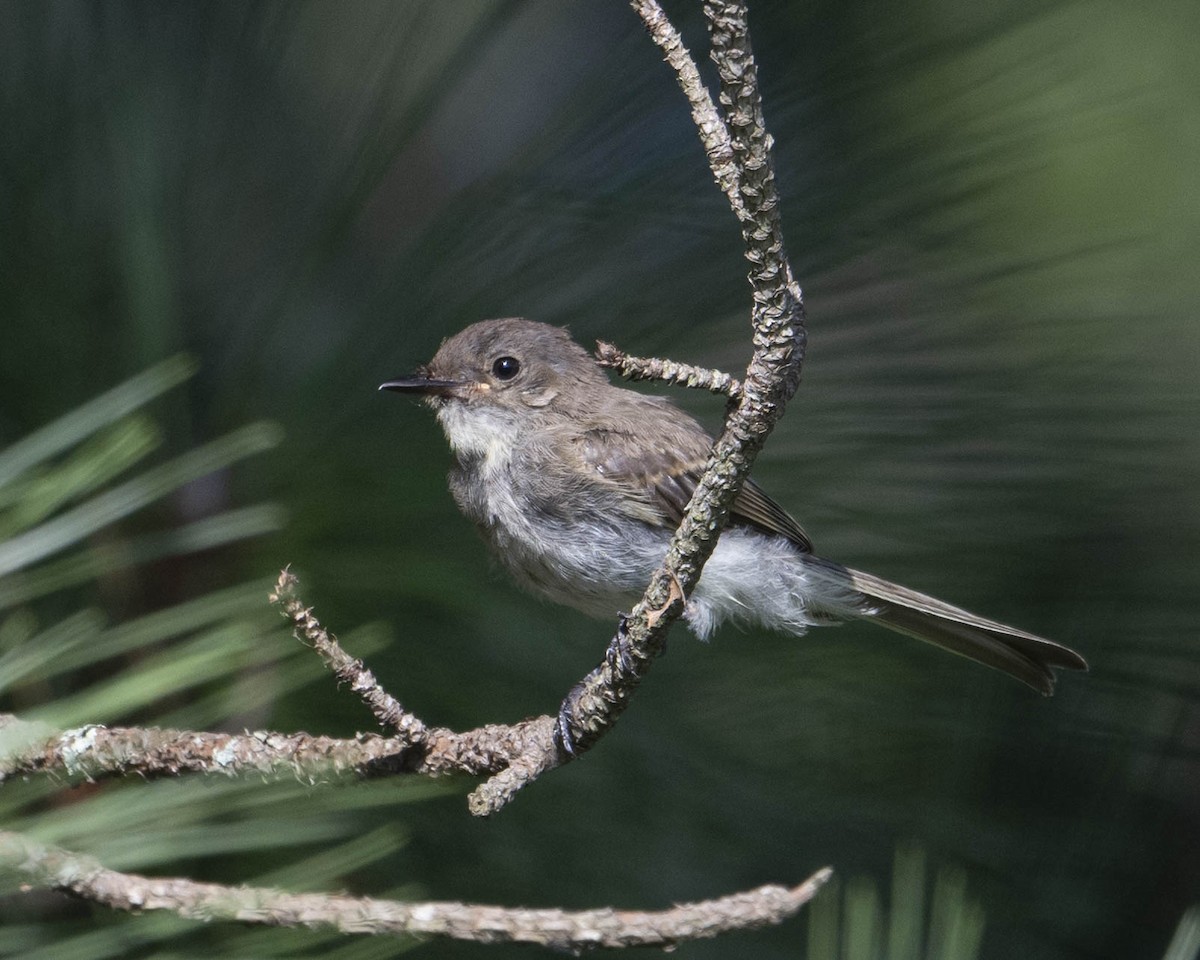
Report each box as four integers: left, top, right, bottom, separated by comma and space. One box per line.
606, 613, 637, 675
554, 683, 585, 759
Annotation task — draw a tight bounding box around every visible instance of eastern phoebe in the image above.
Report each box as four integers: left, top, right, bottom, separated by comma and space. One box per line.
381, 318, 1086, 694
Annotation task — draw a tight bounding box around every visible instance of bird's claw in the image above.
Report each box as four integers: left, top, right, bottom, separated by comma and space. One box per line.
555, 679, 590, 760
606, 613, 637, 675
555, 703, 578, 758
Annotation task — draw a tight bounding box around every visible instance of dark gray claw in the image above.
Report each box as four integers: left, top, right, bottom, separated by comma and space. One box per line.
606, 613, 636, 674
554, 686, 583, 759
555, 713, 577, 758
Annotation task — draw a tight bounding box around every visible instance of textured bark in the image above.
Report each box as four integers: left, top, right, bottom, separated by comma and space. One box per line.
0, 829, 830, 948
595, 340, 744, 399
539, 0, 807, 785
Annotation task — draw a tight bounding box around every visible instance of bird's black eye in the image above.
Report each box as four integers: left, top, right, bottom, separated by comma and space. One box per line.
491, 356, 520, 381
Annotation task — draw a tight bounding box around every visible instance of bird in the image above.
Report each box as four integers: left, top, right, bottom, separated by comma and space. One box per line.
381, 317, 1087, 695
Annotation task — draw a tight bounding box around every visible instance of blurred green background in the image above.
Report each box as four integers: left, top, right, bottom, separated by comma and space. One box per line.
1, 1, 1197, 958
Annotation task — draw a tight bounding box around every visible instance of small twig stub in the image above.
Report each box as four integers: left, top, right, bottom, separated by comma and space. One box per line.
595, 341, 743, 399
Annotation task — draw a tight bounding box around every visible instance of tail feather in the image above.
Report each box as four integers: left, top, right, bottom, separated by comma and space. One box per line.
811, 559, 1088, 695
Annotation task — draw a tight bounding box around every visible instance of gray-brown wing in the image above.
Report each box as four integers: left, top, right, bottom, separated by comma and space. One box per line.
730, 478, 813, 553
572, 427, 813, 553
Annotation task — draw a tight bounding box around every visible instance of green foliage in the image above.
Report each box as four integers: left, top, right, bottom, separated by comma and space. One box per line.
0, 361, 436, 956
1163, 907, 1200, 960
808, 846, 985, 960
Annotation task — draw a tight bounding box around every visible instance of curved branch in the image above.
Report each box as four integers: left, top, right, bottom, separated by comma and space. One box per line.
0, 829, 831, 949
629, 0, 746, 217
532, 0, 807, 807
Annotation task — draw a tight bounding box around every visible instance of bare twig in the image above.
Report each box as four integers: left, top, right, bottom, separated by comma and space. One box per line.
267, 571, 562, 811
0, 829, 831, 948
595, 340, 743, 399
270, 568, 427, 742
705, 0, 807, 375
0, 714, 412, 784
265, 571, 559, 788
629, 0, 745, 217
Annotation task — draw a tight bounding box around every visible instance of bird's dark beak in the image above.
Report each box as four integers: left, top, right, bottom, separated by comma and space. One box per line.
379, 374, 463, 398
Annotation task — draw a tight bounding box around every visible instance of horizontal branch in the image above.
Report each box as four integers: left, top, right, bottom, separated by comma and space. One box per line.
0, 714, 404, 784
0, 710, 563, 786
0, 829, 831, 948
0, 569, 549, 807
